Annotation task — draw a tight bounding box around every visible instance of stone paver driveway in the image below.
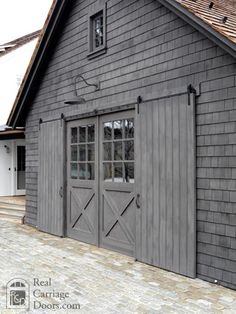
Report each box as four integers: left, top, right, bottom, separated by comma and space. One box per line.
0, 220, 235, 314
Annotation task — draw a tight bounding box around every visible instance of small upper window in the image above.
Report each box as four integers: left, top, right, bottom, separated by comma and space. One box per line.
88, 5, 107, 59
93, 12, 104, 49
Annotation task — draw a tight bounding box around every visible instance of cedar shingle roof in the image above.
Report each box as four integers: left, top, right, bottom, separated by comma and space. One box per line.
0, 30, 41, 57
176, 0, 236, 43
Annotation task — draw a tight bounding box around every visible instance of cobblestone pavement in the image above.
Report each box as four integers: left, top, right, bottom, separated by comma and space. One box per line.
0, 220, 235, 314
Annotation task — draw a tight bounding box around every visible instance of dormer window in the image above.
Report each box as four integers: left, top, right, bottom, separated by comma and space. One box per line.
88, 4, 107, 59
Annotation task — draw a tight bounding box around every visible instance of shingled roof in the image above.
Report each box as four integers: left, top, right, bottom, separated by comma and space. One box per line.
0, 30, 41, 58
7, 0, 236, 127
176, 0, 236, 43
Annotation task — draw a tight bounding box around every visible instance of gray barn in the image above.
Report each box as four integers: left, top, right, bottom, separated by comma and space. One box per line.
8, 0, 236, 290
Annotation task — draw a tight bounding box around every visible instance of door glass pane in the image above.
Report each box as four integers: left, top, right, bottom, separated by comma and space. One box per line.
79, 145, 86, 161
124, 140, 134, 160
79, 126, 86, 142
114, 162, 123, 182
114, 142, 123, 160
87, 144, 95, 161
104, 122, 112, 140
70, 122, 96, 181
88, 124, 95, 142
17, 146, 25, 190
71, 163, 78, 179
79, 164, 86, 180
114, 120, 123, 139
87, 163, 95, 180
71, 128, 77, 143
124, 162, 134, 183
104, 163, 112, 181
125, 119, 134, 138
103, 142, 112, 161
71, 145, 77, 161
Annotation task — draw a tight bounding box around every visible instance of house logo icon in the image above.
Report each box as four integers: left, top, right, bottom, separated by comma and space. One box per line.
6, 279, 30, 309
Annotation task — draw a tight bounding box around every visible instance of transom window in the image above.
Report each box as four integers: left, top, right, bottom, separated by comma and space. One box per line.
103, 119, 134, 183
70, 124, 95, 180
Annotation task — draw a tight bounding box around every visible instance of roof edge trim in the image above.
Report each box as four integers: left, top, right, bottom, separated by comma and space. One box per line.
158, 0, 236, 59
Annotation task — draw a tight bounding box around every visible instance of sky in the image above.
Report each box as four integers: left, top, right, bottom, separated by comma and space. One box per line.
0, 0, 53, 126
0, 0, 53, 43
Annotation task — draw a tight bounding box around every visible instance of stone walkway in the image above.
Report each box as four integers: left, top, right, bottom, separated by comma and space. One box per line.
0, 220, 235, 314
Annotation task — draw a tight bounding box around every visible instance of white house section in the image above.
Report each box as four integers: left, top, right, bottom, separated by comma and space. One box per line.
0, 139, 25, 196
0, 39, 38, 125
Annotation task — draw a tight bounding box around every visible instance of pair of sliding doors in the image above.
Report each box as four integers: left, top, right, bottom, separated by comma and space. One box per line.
38, 94, 196, 278
67, 111, 136, 256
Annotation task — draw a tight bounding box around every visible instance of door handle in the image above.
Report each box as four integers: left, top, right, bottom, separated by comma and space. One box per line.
136, 193, 141, 209
59, 187, 63, 198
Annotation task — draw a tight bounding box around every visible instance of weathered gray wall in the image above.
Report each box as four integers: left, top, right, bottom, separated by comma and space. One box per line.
25, 0, 236, 289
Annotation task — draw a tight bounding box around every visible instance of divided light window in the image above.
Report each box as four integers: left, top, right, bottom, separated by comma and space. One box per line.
103, 119, 135, 183
88, 5, 107, 59
93, 12, 104, 49
70, 125, 95, 181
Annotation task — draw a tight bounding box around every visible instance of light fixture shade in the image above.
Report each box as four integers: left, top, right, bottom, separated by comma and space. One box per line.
64, 96, 86, 105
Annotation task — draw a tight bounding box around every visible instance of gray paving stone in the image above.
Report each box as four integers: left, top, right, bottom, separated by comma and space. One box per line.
0, 220, 235, 313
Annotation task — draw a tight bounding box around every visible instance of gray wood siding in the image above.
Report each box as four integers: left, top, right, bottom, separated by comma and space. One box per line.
24, 0, 236, 289
136, 94, 196, 278
37, 119, 64, 236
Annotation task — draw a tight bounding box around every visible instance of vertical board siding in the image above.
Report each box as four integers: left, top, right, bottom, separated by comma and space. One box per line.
152, 102, 160, 266
187, 93, 197, 276
24, 0, 236, 288
37, 119, 64, 237
136, 94, 196, 278
172, 98, 180, 273
179, 99, 188, 275
159, 101, 167, 269
147, 106, 153, 263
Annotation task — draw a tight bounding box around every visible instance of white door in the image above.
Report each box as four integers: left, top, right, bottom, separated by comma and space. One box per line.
0, 140, 13, 196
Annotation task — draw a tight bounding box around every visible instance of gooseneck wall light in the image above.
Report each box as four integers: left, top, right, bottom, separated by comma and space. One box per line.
64, 74, 100, 105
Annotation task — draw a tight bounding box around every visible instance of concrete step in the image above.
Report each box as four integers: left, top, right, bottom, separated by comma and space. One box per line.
0, 208, 25, 218
0, 198, 25, 223
0, 213, 23, 223
0, 202, 25, 211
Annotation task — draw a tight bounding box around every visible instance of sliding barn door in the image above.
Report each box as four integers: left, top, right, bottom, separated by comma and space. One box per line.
135, 93, 196, 278
37, 119, 65, 237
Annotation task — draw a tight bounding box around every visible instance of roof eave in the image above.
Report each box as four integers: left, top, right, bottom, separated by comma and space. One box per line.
7, 0, 69, 128
158, 0, 236, 59
0, 130, 25, 140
